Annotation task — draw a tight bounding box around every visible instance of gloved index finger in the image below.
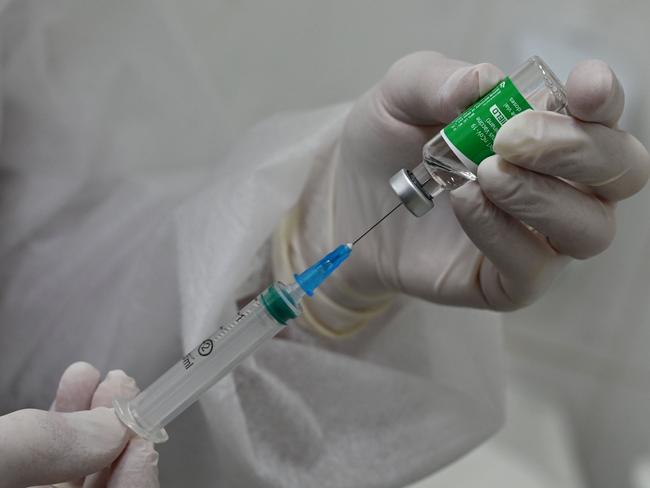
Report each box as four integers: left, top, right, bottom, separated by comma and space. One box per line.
493, 111, 650, 201
566, 59, 625, 128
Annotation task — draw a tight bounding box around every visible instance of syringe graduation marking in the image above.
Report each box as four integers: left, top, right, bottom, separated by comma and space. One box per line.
182, 300, 263, 372
211, 299, 259, 343
183, 302, 259, 370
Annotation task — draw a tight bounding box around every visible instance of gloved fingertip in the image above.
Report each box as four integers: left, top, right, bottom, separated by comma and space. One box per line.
492, 111, 541, 162
438, 63, 505, 122
449, 180, 484, 214
476, 155, 503, 183
567, 59, 624, 125
54, 362, 102, 412
91, 370, 140, 409
64, 361, 101, 379
105, 370, 139, 390
105, 369, 128, 380
473, 62, 507, 96
568, 59, 613, 106
476, 156, 522, 206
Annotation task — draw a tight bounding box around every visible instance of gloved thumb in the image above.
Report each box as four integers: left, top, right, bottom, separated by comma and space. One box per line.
379, 51, 505, 126
0, 407, 129, 488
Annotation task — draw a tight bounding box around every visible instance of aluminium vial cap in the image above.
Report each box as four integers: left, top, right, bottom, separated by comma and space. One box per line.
389, 169, 434, 217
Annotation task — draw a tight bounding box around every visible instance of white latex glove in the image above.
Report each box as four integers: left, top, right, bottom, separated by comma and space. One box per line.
298, 52, 649, 313
0, 362, 159, 488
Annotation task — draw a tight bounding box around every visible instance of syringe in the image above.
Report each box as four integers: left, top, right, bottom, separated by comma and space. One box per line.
114, 243, 352, 443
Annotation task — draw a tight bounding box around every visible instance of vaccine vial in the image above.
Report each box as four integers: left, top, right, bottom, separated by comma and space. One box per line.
390, 55, 567, 217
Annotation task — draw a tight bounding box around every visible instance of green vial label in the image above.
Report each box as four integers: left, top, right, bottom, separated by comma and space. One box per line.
442, 77, 532, 167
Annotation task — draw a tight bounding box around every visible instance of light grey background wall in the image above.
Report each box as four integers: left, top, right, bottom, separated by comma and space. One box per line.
160, 1, 650, 486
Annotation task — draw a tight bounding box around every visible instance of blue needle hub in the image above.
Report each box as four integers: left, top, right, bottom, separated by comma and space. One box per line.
294, 244, 352, 296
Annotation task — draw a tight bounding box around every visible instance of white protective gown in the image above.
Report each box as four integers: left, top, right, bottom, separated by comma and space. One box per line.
0, 1, 515, 487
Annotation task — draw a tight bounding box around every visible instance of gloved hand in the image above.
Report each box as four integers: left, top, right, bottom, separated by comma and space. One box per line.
297, 52, 650, 317
0, 362, 159, 488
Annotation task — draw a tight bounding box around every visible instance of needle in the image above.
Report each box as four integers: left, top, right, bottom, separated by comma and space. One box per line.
352, 202, 402, 246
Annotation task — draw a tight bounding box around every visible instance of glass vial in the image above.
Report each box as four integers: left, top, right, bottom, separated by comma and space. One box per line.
390, 55, 567, 217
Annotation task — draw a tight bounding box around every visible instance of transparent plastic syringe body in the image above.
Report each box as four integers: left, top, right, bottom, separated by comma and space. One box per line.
390, 55, 568, 217
114, 244, 352, 443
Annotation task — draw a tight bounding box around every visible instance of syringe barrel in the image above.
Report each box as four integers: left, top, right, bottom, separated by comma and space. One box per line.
114, 282, 300, 443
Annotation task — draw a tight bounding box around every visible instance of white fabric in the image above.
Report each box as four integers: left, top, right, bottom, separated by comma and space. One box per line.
0, 2, 503, 488
161, 2, 650, 488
